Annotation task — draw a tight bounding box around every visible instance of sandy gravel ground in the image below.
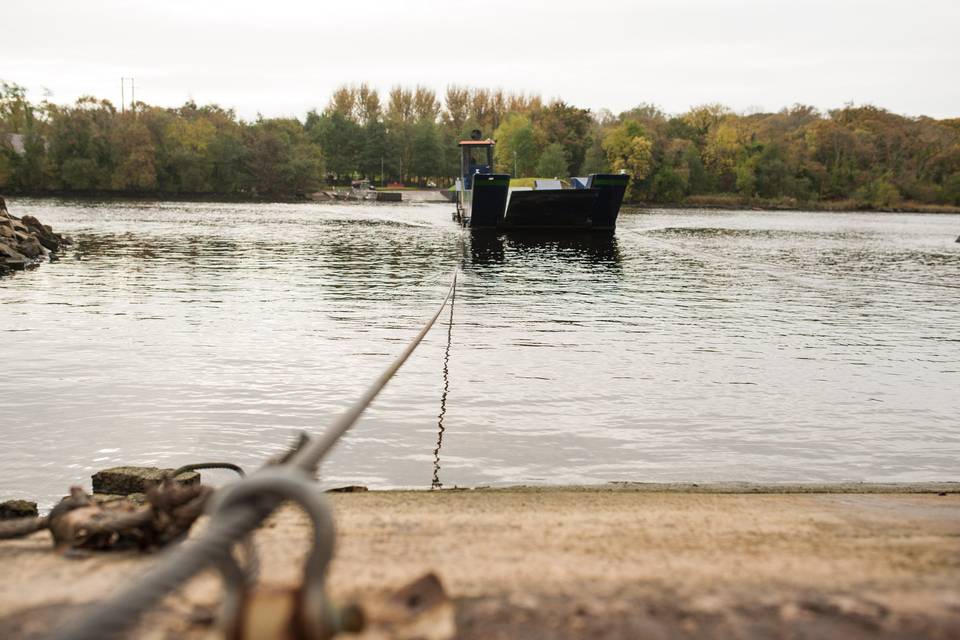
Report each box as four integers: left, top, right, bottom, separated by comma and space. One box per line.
1, 486, 958, 638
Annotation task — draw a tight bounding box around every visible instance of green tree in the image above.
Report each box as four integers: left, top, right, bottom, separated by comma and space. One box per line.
358, 119, 387, 182
409, 120, 442, 184
47, 96, 117, 191
684, 143, 709, 193
111, 116, 157, 190
856, 174, 901, 208
309, 110, 360, 181
161, 113, 217, 192
204, 109, 246, 194
533, 101, 592, 175
0, 82, 54, 191
244, 118, 323, 196
735, 158, 756, 196
753, 143, 791, 198
581, 135, 609, 175
385, 87, 416, 182
942, 172, 960, 205
493, 113, 541, 177
535, 142, 568, 177
652, 167, 686, 202
59, 158, 100, 190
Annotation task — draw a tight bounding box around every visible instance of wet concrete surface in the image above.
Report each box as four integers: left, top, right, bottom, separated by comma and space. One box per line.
1, 487, 958, 638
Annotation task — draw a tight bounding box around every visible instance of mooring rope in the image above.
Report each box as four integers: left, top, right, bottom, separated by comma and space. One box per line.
287, 268, 459, 472
47, 266, 461, 640
0, 515, 49, 540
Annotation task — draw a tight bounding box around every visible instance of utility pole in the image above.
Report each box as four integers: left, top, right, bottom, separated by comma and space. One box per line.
120, 77, 136, 115
513, 150, 517, 177
380, 156, 384, 188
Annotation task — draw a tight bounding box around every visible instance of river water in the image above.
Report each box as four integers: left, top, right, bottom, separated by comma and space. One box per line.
2, 198, 959, 507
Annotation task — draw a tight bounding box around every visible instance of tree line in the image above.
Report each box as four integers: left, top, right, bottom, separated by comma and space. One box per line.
2, 80, 959, 207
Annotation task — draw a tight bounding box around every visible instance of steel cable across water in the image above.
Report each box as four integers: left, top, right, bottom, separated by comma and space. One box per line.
46, 264, 461, 640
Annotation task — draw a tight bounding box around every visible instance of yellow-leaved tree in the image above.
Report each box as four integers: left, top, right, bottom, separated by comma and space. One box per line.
602, 120, 653, 200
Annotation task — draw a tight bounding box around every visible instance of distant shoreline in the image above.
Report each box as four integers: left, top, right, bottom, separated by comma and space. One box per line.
2, 190, 314, 205
7, 191, 960, 215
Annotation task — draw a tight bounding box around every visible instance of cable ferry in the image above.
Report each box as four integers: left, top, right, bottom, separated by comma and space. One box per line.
454, 131, 629, 231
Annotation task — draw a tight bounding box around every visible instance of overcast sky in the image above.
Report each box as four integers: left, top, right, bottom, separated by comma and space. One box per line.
3, 0, 958, 121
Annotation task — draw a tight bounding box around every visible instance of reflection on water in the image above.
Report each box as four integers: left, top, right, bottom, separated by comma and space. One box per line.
467, 231, 622, 268
1, 199, 959, 507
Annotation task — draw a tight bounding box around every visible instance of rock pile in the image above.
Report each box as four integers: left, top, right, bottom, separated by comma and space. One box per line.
0, 196, 70, 273
0, 500, 39, 520
91, 466, 201, 496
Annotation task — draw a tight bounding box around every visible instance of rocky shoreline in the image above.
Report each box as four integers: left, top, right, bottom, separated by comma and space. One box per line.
0, 196, 70, 274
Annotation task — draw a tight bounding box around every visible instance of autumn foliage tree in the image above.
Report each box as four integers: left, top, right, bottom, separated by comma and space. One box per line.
602, 120, 654, 199
2, 79, 959, 206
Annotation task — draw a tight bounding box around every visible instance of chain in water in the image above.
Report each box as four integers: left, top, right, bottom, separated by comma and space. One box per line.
432, 271, 458, 489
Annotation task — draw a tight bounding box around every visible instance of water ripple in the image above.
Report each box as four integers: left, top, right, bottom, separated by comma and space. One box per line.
1, 199, 959, 507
